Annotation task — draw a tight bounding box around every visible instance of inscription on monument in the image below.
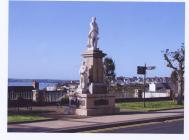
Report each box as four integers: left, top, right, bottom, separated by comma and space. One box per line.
94, 99, 109, 106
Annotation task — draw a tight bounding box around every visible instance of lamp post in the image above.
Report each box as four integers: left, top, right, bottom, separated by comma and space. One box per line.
137, 64, 155, 107
143, 64, 146, 107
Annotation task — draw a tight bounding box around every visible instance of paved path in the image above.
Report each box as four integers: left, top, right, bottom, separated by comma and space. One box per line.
8, 108, 184, 133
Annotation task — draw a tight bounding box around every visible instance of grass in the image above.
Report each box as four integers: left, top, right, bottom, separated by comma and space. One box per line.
116, 101, 184, 111
8, 115, 50, 123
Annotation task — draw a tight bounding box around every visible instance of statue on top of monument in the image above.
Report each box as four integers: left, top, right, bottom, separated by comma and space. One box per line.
87, 17, 99, 49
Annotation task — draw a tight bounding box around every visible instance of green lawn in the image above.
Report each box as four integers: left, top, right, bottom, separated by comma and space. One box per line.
8, 115, 50, 123
116, 101, 184, 111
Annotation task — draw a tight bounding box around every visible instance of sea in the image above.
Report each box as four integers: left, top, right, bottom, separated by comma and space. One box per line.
8, 79, 75, 90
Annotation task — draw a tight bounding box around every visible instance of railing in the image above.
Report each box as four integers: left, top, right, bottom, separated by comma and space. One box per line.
8, 86, 66, 103
41, 92, 66, 103
113, 92, 137, 99
8, 90, 33, 100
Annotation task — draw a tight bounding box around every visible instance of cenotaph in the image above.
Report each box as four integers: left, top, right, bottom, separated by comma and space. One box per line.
69, 17, 118, 116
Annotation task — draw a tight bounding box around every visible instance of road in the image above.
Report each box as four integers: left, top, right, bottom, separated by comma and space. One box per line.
83, 119, 184, 134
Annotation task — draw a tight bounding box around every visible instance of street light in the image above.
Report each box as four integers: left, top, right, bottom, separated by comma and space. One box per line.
137, 64, 155, 107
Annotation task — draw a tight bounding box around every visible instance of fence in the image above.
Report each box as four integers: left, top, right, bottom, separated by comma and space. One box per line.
41, 91, 66, 103
113, 92, 138, 99
8, 86, 34, 100
8, 90, 33, 100
8, 86, 66, 103
8, 86, 171, 106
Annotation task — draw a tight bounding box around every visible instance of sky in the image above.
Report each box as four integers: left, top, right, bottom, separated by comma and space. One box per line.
8, 1, 185, 80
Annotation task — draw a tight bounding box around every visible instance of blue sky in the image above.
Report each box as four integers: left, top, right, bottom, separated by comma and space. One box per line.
8, 1, 185, 80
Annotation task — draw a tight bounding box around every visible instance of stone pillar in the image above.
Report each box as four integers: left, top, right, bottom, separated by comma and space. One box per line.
82, 48, 107, 94
32, 89, 38, 102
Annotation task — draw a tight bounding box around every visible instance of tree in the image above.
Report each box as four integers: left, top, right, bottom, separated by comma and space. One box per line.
170, 70, 178, 100
163, 43, 184, 105
171, 70, 178, 85
104, 57, 116, 90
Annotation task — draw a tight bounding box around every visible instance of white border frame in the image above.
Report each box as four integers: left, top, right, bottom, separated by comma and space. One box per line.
0, 0, 188, 140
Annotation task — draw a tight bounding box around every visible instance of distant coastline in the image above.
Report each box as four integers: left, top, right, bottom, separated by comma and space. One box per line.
8, 78, 79, 90
8, 78, 78, 83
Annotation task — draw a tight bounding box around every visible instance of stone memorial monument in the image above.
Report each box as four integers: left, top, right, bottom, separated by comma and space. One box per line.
69, 17, 118, 116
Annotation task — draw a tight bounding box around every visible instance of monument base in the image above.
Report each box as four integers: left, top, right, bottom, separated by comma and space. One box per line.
69, 93, 119, 116
88, 83, 107, 94
74, 107, 118, 116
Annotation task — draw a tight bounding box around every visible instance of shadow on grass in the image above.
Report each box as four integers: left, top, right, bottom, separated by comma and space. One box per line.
8, 110, 55, 116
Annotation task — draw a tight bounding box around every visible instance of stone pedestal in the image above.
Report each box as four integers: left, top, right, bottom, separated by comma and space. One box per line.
69, 93, 118, 116
82, 48, 106, 84
68, 49, 118, 116
81, 48, 108, 94
88, 83, 107, 94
